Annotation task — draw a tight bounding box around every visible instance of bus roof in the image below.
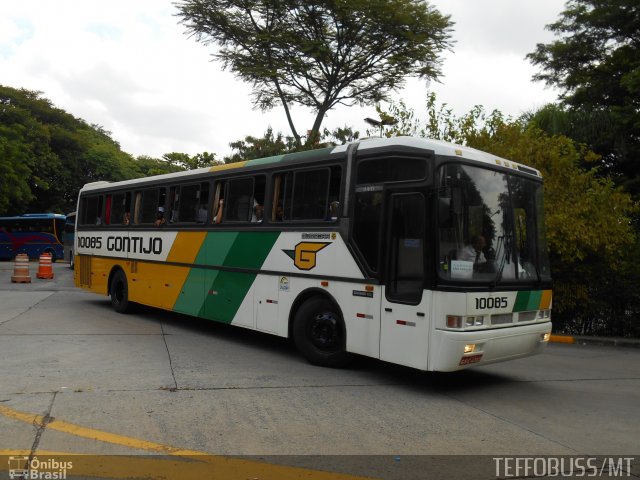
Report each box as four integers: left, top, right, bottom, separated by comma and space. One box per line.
79, 136, 541, 193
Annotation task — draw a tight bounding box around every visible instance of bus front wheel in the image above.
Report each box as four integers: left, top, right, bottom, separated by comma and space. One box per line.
110, 270, 131, 314
293, 297, 351, 368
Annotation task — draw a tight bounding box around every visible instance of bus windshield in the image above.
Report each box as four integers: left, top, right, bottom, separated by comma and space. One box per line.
437, 163, 551, 285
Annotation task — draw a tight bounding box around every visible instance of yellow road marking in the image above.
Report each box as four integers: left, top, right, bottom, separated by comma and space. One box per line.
0, 406, 374, 480
0, 404, 202, 456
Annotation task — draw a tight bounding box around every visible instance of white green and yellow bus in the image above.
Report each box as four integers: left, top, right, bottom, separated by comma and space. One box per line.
74, 136, 552, 371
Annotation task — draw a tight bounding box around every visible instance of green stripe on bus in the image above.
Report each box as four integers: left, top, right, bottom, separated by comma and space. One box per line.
175, 231, 280, 322
245, 155, 285, 166
172, 232, 239, 316
513, 290, 542, 312
203, 231, 280, 323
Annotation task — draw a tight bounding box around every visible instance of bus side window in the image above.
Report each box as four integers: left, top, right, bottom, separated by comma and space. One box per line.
82, 195, 103, 225
135, 188, 165, 224
111, 192, 131, 226
271, 173, 291, 222
225, 177, 254, 222
179, 184, 199, 222
175, 182, 209, 223
197, 182, 210, 223
291, 168, 329, 220
327, 165, 342, 221
212, 181, 225, 224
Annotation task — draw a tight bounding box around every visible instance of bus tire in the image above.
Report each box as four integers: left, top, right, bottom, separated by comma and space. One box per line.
293, 296, 351, 368
110, 270, 131, 314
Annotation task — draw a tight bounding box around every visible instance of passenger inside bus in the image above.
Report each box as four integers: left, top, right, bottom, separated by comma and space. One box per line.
214, 198, 224, 224
154, 207, 166, 227
458, 235, 487, 264
274, 204, 284, 222
328, 200, 339, 220
251, 203, 264, 223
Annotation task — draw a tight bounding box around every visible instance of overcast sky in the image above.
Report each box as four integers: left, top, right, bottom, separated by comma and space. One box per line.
1, 0, 565, 159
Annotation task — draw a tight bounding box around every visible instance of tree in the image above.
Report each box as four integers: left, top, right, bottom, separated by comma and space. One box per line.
225, 127, 296, 163
176, 0, 452, 146
526, 0, 640, 195
133, 156, 185, 177
162, 151, 220, 170
0, 85, 139, 214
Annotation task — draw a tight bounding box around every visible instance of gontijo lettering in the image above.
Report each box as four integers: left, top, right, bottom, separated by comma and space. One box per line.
107, 236, 163, 254
77, 235, 163, 254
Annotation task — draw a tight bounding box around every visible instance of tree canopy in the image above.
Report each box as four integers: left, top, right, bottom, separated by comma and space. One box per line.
0, 85, 214, 216
176, 0, 453, 145
526, 0, 640, 194
0, 86, 139, 214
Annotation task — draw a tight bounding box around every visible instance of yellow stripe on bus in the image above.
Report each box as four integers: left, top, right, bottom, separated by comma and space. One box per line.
166, 231, 207, 264
209, 161, 247, 172
540, 290, 552, 309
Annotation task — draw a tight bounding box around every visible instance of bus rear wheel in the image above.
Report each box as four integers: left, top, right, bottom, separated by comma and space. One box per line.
293, 297, 351, 368
110, 270, 131, 313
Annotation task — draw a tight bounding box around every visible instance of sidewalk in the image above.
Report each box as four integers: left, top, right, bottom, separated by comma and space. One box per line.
550, 334, 640, 348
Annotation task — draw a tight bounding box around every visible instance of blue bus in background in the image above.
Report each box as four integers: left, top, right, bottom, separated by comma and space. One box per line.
0, 214, 66, 262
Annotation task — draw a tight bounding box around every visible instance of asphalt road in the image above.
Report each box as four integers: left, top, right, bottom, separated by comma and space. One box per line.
0, 261, 638, 479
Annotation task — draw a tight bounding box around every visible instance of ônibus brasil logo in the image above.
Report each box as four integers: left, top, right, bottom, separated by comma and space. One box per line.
8, 456, 73, 479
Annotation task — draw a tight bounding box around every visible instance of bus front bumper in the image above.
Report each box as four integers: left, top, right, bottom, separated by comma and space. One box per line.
430, 321, 552, 372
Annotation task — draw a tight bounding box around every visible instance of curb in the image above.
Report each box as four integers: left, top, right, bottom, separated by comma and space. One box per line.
549, 334, 574, 344
550, 334, 640, 349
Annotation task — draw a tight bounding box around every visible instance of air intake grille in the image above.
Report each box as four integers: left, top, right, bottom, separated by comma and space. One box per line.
491, 313, 513, 325
79, 255, 92, 287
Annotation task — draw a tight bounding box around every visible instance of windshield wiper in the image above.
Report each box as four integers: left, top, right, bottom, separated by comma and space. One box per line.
490, 236, 508, 289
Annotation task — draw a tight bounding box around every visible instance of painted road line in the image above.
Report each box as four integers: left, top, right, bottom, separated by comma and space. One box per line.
0, 405, 202, 456
0, 407, 374, 480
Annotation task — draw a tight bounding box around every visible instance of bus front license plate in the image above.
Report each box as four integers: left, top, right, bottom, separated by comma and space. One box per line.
459, 354, 483, 366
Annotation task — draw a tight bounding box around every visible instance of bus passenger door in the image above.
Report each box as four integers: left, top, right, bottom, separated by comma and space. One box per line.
380, 192, 431, 370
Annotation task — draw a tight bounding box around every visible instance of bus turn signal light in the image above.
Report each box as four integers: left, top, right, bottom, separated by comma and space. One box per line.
446, 315, 462, 328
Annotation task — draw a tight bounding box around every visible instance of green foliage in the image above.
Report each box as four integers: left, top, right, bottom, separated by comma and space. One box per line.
526, 0, 640, 195
322, 125, 360, 145
466, 122, 637, 267
224, 125, 361, 163
176, 0, 452, 145
224, 127, 298, 163
133, 155, 185, 177
0, 85, 139, 215
162, 151, 220, 170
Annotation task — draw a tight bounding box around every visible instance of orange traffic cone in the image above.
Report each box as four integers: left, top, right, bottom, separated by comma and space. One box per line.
36, 252, 54, 279
11, 253, 32, 283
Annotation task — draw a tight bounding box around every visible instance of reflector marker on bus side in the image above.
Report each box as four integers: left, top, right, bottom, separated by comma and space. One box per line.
356, 313, 373, 319
396, 320, 416, 327
266, 299, 278, 304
